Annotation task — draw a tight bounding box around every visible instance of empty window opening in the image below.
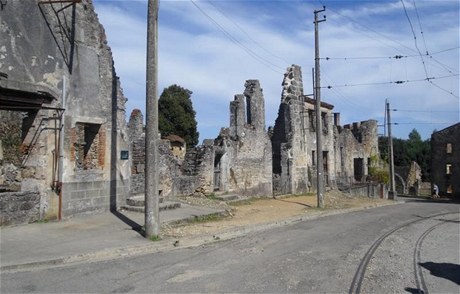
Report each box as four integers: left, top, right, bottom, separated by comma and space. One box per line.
308, 109, 315, 131
340, 147, 344, 170
74, 123, 103, 170
446, 164, 452, 175
246, 96, 252, 125
321, 112, 328, 134
446, 184, 453, 194
312, 151, 316, 166
446, 143, 452, 154
354, 158, 364, 182
213, 153, 223, 191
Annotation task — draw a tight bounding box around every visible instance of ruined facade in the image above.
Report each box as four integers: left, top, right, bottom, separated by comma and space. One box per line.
0, 1, 130, 225
272, 65, 379, 195
127, 80, 273, 200
213, 80, 273, 197
431, 123, 460, 198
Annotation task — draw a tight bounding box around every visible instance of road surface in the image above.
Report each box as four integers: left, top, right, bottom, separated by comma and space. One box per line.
2, 200, 459, 293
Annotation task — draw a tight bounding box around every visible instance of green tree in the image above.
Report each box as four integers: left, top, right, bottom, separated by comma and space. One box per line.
378, 129, 431, 181
158, 85, 199, 147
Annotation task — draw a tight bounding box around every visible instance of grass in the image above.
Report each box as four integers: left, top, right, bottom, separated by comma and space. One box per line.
149, 235, 162, 242
34, 219, 49, 224
190, 213, 224, 223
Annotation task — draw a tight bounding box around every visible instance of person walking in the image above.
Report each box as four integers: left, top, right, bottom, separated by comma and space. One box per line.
433, 184, 439, 198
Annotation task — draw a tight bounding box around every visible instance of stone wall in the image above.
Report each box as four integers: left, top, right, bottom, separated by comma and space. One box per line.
271, 65, 379, 196
0, 191, 40, 226
214, 80, 273, 197
0, 0, 130, 222
272, 65, 336, 195
128, 109, 191, 199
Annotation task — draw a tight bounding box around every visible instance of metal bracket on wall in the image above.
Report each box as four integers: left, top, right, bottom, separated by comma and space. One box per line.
38, 0, 82, 74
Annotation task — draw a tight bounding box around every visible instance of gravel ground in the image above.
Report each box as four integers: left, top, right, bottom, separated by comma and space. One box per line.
161, 190, 394, 238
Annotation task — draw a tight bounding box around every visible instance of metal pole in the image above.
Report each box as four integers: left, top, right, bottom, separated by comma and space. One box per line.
145, 0, 160, 238
314, 6, 326, 208
386, 99, 396, 200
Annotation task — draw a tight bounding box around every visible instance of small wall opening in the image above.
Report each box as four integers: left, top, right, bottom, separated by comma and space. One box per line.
354, 158, 364, 182
73, 123, 104, 170
246, 96, 252, 125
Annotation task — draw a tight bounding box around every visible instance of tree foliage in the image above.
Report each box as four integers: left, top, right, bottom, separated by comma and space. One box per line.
158, 85, 199, 147
378, 129, 431, 181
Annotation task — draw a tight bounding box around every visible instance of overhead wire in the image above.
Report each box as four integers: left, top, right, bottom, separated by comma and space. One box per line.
412, 0, 429, 56
206, 0, 291, 66
322, 73, 459, 89
400, 0, 429, 79
317, 0, 458, 99
190, 0, 284, 74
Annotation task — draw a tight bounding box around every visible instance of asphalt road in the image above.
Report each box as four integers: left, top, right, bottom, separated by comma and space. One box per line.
2, 200, 459, 293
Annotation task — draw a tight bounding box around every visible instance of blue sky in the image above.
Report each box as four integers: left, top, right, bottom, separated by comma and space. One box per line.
93, 0, 459, 142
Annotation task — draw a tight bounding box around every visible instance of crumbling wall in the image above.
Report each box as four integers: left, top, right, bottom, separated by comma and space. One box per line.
213, 80, 273, 197
128, 109, 207, 198
336, 120, 379, 187
272, 65, 336, 195
0, 0, 130, 222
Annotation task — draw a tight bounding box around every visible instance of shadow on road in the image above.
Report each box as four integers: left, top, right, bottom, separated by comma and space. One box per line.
275, 198, 313, 208
111, 209, 144, 236
404, 287, 425, 294
419, 261, 460, 285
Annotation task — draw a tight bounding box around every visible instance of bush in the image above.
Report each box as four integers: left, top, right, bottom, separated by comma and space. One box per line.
368, 166, 389, 184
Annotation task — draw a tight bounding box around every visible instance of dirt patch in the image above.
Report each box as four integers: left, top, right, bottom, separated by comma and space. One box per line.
161, 190, 394, 238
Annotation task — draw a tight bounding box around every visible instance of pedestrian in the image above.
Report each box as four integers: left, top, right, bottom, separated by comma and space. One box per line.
433, 184, 439, 199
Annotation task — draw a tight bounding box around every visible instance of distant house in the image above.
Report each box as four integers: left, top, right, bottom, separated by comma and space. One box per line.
164, 135, 186, 159
431, 123, 460, 198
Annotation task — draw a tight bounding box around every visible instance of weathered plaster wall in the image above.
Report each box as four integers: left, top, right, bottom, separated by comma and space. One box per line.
0, 0, 130, 222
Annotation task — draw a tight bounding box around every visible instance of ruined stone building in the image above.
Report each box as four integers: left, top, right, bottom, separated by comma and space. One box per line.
127, 80, 273, 200
212, 80, 273, 197
0, 2, 382, 227
0, 1, 130, 225
271, 65, 379, 195
431, 123, 460, 198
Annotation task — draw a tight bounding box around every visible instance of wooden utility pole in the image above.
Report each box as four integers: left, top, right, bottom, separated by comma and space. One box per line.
386, 99, 396, 200
314, 6, 326, 208
145, 0, 160, 238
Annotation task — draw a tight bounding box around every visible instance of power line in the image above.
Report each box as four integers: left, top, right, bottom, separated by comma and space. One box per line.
322, 55, 411, 61
322, 74, 459, 89
190, 0, 284, 74
321, 46, 459, 61
412, 0, 429, 56
400, 0, 429, 79
318, 0, 458, 98
206, 0, 290, 65
395, 109, 458, 113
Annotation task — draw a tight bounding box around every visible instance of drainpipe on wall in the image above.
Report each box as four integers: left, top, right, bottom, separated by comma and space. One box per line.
57, 75, 67, 220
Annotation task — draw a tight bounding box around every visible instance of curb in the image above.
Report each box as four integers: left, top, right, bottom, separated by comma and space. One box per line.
1, 200, 402, 273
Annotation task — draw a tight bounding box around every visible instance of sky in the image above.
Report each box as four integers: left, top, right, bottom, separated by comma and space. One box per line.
92, 0, 459, 142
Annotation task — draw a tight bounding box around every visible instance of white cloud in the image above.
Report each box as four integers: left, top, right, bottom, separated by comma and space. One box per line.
94, 0, 459, 141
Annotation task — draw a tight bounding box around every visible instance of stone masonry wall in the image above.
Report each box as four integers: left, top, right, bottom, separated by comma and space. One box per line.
1, 0, 130, 221
0, 191, 40, 226
215, 80, 273, 197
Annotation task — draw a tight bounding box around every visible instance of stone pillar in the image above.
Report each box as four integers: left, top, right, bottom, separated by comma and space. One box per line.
230, 94, 245, 138
244, 80, 265, 132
